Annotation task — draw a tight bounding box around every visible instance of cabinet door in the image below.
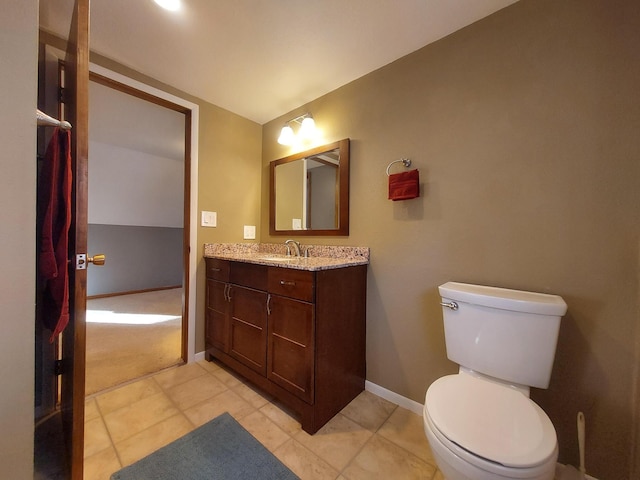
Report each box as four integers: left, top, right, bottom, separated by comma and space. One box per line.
206, 279, 230, 352
229, 285, 268, 375
267, 294, 314, 404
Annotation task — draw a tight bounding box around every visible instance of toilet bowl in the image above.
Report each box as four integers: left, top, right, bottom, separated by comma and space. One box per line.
423, 371, 558, 480
424, 282, 567, 480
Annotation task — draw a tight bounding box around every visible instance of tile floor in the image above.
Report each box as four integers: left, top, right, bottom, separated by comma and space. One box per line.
84, 359, 443, 480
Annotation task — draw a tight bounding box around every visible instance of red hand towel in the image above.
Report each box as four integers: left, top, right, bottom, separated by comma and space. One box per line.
388, 169, 419, 201
39, 128, 73, 342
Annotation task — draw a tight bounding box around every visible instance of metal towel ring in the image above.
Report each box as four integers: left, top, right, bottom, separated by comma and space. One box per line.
386, 158, 411, 176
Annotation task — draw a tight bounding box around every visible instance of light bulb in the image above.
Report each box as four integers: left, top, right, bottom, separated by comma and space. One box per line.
299, 115, 316, 139
278, 124, 295, 145
154, 0, 181, 12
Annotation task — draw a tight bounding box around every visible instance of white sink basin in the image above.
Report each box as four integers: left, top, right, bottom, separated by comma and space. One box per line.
258, 255, 295, 262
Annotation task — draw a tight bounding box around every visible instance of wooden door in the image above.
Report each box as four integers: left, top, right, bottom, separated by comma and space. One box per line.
61, 1, 90, 478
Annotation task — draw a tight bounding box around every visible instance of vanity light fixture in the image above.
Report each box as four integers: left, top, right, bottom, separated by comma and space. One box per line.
299, 114, 316, 139
277, 113, 317, 145
277, 124, 295, 146
153, 0, 181, 11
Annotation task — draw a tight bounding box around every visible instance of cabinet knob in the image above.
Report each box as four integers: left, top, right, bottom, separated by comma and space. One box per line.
280, 280, 296, 286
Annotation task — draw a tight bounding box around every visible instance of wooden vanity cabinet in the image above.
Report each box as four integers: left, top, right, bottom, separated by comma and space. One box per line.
204, 257, 367, 434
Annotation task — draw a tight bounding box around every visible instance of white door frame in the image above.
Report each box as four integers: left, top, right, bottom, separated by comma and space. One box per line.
89, 63, 199, 362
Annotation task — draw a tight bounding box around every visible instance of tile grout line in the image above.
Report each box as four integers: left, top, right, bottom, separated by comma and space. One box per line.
336, 403, 398, 478
89, 395, 124, 472
153, 366, 234, 431
84, 360, 185, 401
98, 370, 205, 470
374, 406, 441, 475
336, 431, 375, 479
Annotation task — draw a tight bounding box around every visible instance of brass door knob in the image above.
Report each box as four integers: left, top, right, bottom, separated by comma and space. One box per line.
88, 254, 106, 266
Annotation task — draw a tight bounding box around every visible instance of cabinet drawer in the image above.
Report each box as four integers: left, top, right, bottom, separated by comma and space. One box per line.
230, 261, 267, 291
268, 267, 314, 302
206, 258, 230, 281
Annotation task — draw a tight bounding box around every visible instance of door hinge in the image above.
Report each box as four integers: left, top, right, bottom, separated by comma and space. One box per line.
54, 359, 64, 376
59, 86, 69, 104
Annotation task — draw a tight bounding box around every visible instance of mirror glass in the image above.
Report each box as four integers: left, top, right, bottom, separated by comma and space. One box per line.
270, 139, 349, 236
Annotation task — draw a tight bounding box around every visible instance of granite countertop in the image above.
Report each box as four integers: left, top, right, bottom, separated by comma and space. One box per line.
203, 243, 369, 271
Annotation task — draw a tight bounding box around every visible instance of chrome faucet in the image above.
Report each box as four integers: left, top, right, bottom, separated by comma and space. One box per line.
285, 239, 302, 257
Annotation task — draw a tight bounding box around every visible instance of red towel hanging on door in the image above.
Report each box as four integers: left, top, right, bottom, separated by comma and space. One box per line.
39, 128, 73, 342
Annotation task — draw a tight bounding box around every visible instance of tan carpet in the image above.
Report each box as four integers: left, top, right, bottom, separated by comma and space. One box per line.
85, 288, 183, 395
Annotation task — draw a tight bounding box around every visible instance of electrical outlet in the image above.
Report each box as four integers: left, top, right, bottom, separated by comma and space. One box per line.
243, 225, 256, 239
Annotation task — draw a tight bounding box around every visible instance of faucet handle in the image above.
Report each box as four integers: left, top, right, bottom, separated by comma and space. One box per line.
285, 245, 291, 256
304, 247, 310, 258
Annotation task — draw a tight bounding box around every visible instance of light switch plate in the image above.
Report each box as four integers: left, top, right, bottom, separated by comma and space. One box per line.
201, 211, 217, 227
243, 225, 256, 239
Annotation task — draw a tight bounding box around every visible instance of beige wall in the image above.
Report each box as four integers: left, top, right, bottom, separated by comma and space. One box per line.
262, 0, 640, 478
1, 0, 37, 477
195, 103, 262, 351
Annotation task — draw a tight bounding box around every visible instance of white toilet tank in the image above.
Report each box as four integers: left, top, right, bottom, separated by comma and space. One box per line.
439, 282, 567, 389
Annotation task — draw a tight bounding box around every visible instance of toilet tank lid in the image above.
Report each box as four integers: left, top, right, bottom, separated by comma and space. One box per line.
439, 282, 567, 316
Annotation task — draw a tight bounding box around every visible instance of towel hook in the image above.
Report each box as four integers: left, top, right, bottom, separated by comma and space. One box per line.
386, 158, 411, 176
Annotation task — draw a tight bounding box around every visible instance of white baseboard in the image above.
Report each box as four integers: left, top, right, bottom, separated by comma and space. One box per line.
555, 463, 597, 479
365, 380, 424, 415
191, 354, 424, 416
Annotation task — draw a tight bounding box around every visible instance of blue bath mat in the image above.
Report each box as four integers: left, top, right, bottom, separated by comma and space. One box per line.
110, 412, 298, 480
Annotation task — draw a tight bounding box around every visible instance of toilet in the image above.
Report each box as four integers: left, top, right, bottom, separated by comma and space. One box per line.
423, 282, 567, 480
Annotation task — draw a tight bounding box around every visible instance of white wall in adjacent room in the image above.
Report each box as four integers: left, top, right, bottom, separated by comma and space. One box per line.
88, 140, 184, 228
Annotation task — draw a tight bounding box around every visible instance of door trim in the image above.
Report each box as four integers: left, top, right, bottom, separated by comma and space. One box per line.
88, 63, 200, 362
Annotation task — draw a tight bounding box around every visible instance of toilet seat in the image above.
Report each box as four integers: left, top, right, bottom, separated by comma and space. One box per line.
425, 373, 557, 469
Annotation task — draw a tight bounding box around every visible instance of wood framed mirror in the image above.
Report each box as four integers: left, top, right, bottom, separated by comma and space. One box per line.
269, 138, 349, 236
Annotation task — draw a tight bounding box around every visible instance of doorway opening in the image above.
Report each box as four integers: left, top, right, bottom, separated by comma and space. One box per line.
84, 70, 192, 395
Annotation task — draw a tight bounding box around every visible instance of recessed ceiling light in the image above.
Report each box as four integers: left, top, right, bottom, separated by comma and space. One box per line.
153, 0, 181, 12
